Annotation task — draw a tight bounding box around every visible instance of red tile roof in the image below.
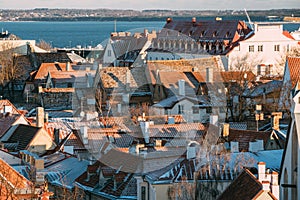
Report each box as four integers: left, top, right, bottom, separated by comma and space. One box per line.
35, 63, 72, 80
0, 158, 33, 189
0, 100, 22, 114
147, 57, 221, 85
286, 57, 300, 88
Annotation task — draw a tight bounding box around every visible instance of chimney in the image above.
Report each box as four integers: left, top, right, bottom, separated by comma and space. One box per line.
126, 70, 131, 92
258, 162, 266, 182
192, 17, 196, 23
230, 141, 239, 153
117, 103, 122, 113
262, 181, 270, 191
206, 68, 213, 83
35, 158, 44, 170
144, 29, 148, 37
80, 126, 88, 145
66, 62, 71, 71
54, 128, 60, 145
222, 123, 229, 137
271, 171, 279, 200
140, 121, 151, 144
271, 112, 282, 131
210, 115, 218, 126
178, 79, 185, 96
36, 107, 44, 128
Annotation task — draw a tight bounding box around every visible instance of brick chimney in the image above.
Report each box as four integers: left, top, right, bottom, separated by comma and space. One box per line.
36, 107, 44, 128
271, 112, 282, 131
222, 123, 229, 137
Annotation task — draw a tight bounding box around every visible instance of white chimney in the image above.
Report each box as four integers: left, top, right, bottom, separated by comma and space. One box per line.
178, 79, 185, 96
140, 121, 151, 144
230, 141, 239, 153
258, 162, 266, 182
262, 181, 270, 191
117, 104, 122, 113
271, 171, 279, 200
206, 67, 213, 83
36, 107, 44, 128
210, 115, 218, 125
80, 126, 88, 145
66, 62, 71, 71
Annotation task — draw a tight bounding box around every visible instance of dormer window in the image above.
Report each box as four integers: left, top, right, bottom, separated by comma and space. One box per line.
225, 31, 230, 38
200, 31, 205, 37
213, 31, 218, 37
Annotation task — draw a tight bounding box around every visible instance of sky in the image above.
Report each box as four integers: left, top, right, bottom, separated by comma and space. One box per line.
0, 0, 299, 10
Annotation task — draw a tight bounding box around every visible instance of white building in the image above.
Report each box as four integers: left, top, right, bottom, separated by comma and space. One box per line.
228, 22, 298, 76
280, 83, 300, 200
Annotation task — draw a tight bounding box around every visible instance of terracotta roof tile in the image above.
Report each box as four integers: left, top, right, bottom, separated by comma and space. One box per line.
0, 158, 33, 189
0, 100, 22, 114
287, 57, 300, 88
35, 63, 71, 80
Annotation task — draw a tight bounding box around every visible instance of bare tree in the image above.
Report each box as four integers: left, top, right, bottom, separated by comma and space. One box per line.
0, 42, 26, 98
36, 40, 52, 51
168, 176, 196, 200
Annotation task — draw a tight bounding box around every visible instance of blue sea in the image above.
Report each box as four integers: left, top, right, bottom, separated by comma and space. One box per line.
0, 20, 299, 48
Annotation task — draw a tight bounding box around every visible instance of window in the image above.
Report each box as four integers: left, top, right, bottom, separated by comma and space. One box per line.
206, 107, 212, 114
258, 45, 263, 52
178, 105, 184, 114
193, 107, 199, 114
107, 50, 112, 57
249, 45, 254, 52
274, 44, 280, 51
67, 83, 72, 88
